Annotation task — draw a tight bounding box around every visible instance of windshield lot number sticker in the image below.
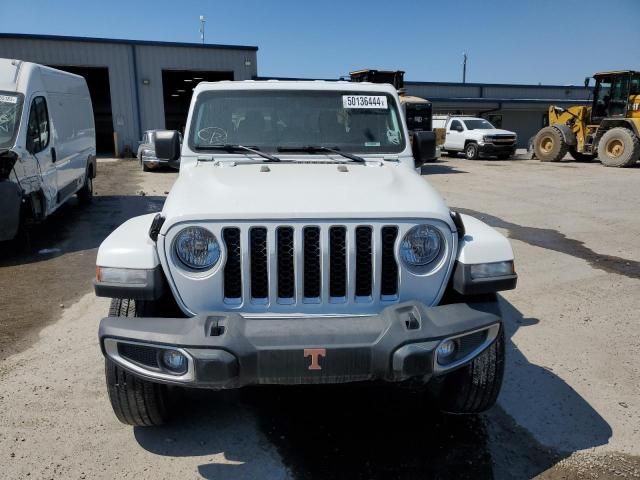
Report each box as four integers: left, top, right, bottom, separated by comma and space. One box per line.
0, 95, 17, 104
343, 95, 387, 109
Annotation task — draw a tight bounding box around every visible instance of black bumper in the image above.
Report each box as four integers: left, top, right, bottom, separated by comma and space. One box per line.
99, 300, 502, 388
478, 144, 515, 155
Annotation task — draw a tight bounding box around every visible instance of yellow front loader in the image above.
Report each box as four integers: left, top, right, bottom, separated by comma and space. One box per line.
533, 70, 640, 167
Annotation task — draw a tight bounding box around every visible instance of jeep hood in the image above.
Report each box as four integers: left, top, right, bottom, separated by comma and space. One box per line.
160, 161, 454, 229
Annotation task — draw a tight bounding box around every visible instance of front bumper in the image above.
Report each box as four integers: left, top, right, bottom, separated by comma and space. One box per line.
478, 143, 516, 155
142, 157, 180, 170
99, 300, 501, 388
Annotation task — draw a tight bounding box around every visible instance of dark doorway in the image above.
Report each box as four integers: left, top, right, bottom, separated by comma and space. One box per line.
162, 70, 234, 133
49, 65, 114, 155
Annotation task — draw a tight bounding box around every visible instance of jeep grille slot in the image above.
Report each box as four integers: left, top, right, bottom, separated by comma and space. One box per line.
223, 228, 242, 301
329, 226, 347, 299
214, 222, 408, 310
355, 226, 373, 297
380, 226, 399, 297
303, 227, 321, 299
277, 227, 295, 301
250, 227, 269, 300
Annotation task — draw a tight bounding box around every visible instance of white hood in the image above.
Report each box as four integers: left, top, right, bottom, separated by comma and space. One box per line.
476, 128, 515, 135
160, 160, 454, 230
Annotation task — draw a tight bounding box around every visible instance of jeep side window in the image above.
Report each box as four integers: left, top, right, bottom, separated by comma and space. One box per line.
26, 96, 50, 154
450, 120, 462, 131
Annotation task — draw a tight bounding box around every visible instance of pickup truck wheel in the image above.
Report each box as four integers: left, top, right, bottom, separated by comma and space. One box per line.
464, 143, 479, 160
568, 148, 594, 163
104, 298, 170, 426
597, 127, 640, 167
437, 327, 505, 414
445, 150, 458, 158
533, 126, 567, 162
77, 170, 93, 205
141, 155, 150, 172
497, 153, 511, 160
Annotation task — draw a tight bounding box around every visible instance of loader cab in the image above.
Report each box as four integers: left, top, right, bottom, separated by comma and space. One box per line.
591, 71, 637, 123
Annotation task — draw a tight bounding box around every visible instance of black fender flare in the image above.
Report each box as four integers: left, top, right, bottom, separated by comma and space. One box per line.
553, 124, 577, 146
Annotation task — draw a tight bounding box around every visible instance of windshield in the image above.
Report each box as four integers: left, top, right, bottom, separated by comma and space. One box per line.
463, 119, 495, 130
0, 92, 23, 150
189, 90, 405, 154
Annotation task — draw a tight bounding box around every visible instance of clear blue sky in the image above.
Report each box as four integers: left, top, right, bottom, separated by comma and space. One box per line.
1, 0, 638, 85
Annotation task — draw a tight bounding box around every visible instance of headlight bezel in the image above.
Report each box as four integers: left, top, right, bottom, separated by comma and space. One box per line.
172, 226, 221, 272
399, 224, 448, 275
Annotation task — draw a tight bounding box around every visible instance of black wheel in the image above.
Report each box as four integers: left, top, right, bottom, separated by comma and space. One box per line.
141, 155, 150, 172
437, 327, 505, 414
497, 152, 511, 160
533, 126, 568, 162
77, 168, 93, 205
568, 148, 594, 162
464, 143, 479, 160
597, 127, 640, 167
104, 298, 170, 426
446, 150, 458, 158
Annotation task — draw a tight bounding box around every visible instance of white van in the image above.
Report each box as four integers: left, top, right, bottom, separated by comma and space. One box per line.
0, 59, 96, 241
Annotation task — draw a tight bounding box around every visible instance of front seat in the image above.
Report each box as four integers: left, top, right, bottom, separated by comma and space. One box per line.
237, 111, 266, 144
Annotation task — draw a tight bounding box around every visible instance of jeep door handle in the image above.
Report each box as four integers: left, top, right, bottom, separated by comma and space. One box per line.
51, 147, 57, 163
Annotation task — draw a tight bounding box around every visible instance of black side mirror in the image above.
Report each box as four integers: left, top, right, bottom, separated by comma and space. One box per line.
154, 130, 181, 161
584, 77, 590, 88
413, 130, 436, 168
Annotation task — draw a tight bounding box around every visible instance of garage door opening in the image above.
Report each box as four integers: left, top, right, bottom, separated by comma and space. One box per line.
49, 65, 114, 155
162, 70, 234, 133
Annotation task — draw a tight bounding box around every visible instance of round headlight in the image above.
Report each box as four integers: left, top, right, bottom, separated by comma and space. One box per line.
174, 226, 220, 270
399, 225, 443, 266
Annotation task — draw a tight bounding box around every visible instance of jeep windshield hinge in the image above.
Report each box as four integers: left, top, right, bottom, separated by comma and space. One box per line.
149, 214, 166, 242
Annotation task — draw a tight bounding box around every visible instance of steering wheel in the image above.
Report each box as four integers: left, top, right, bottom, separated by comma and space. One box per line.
197, 127, 228, 145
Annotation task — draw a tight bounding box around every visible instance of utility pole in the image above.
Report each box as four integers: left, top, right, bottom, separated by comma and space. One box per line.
462, 52, 467, 83
199, 15, 206, 44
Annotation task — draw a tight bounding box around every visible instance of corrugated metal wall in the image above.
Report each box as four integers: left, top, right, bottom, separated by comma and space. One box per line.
135, 45, 256, 132
0, 37, 257, 154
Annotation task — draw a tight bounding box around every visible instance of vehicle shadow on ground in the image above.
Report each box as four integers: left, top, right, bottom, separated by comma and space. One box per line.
133, 297, 611, 480
0, 194, 165, 267
420, 162, 468, 175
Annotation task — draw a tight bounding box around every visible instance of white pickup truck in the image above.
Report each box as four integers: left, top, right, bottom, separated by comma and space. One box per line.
433, 115, 517, 160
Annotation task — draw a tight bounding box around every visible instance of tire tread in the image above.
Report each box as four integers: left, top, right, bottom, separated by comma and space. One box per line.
104, 298, 169, 426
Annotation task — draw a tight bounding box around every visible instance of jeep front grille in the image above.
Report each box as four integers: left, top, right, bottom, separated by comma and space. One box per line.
221, 224, 399, 306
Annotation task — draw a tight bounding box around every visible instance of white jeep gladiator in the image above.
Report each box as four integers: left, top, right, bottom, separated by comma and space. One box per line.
94, 81, 517, 426
435, 115, 517, 160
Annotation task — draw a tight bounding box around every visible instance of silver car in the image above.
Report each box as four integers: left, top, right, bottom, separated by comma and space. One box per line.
137, 130, 181, 171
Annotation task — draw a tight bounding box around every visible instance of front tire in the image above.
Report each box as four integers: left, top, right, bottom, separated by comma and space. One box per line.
497, 152, 511, 160
141, 155, 150, 172
104, 298, 170, 426
437, 327, 505, 414
533, 126, 567, 162
77, 169, 93, 205
597, 127, 640, 167
464, 143, 479, 160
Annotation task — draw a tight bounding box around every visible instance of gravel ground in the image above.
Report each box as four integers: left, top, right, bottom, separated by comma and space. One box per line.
0, 157, 638, 479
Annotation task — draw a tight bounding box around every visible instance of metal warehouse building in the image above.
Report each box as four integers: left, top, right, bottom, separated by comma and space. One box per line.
404, 81, 590, 147
0, 33, 257, 155
0, 33, 590, 152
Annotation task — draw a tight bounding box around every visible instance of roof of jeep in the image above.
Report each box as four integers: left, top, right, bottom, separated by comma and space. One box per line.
192, 80, 399, 96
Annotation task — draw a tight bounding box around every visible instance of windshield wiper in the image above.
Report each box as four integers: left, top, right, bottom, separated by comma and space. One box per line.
196, 144, 281, 162
277, 145, 365, 163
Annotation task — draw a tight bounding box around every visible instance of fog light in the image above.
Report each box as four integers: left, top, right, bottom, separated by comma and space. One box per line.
436, 339, 457, 364
162, 350, 187, 374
